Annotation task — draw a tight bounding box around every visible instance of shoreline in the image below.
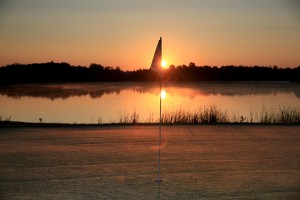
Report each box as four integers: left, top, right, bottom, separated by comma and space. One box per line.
1, 120, 299, 128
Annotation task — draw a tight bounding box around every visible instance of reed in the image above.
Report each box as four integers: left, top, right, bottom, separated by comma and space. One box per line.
0, 115, 12, 122
279, 105, 300, 124
259, 105, 300, 124
161, 105, 229, 124
109, 105, 300, 124
117, 111, 140, 124
3, 104, 300, 125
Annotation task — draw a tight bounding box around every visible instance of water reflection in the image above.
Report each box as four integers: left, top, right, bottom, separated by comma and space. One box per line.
160, 89, 167, 99
0, 82, 299, 100
0, 83, 121, 100
0, 82, 299, 123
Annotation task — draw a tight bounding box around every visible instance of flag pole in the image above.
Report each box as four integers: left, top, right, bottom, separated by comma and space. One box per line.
157, 71, 162, 183
150, 37, 163, 185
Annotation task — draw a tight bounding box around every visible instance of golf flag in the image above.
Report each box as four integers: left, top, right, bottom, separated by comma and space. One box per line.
150, 37, 162, 76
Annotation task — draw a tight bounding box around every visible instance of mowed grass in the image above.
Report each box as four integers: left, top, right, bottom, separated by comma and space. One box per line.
0, 125, 299, 199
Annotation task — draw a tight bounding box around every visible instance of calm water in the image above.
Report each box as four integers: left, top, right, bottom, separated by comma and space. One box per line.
0, 82, 299, 123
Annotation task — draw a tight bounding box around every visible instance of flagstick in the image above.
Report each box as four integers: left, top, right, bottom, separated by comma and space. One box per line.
157, 73, 162, 184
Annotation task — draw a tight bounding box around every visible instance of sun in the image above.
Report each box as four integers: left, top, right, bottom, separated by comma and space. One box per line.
161, 60, 167, 69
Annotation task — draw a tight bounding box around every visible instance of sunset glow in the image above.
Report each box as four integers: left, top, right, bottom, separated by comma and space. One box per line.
161, 60, 167, 69
0, 1, 299, 69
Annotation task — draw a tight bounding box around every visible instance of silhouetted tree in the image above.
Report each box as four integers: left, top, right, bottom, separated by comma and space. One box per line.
0, 62, 299, 84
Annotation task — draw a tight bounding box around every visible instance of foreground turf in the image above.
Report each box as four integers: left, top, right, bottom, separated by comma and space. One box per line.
0, 125, 299, 199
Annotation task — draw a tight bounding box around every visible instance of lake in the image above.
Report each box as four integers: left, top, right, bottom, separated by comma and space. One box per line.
0, 82, 299, 123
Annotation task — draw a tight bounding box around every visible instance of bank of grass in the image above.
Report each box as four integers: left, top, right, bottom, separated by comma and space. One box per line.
1, 105, 300, 126
161, 105, 229, 124
258, 105, 300, 124
0, 115, 12, 122
115, 111, 140, 124
113, 105, 300, 124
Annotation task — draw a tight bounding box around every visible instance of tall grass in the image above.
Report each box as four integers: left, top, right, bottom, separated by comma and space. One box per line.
161, 105, 229, 124
2, 105, 299, 125
116, 111, 140, 124
0, 115, 12, 122
107, 105, 300, 124
259, 105, 300, 124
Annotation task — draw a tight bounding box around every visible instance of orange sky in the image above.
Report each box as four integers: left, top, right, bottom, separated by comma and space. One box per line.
0, 0, 300, 70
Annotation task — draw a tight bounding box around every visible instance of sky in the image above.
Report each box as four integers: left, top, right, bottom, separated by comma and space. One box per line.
0, 0, 300, 70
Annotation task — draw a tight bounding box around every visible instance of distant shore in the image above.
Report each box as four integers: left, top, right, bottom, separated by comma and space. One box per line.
1, 62, 299, 84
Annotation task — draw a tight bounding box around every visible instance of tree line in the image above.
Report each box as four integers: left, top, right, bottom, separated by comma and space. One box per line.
0, 61, 299, 84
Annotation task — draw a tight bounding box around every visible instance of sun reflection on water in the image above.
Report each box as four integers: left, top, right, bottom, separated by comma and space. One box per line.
160, 89, 166, 99
1, 82, 299, 123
